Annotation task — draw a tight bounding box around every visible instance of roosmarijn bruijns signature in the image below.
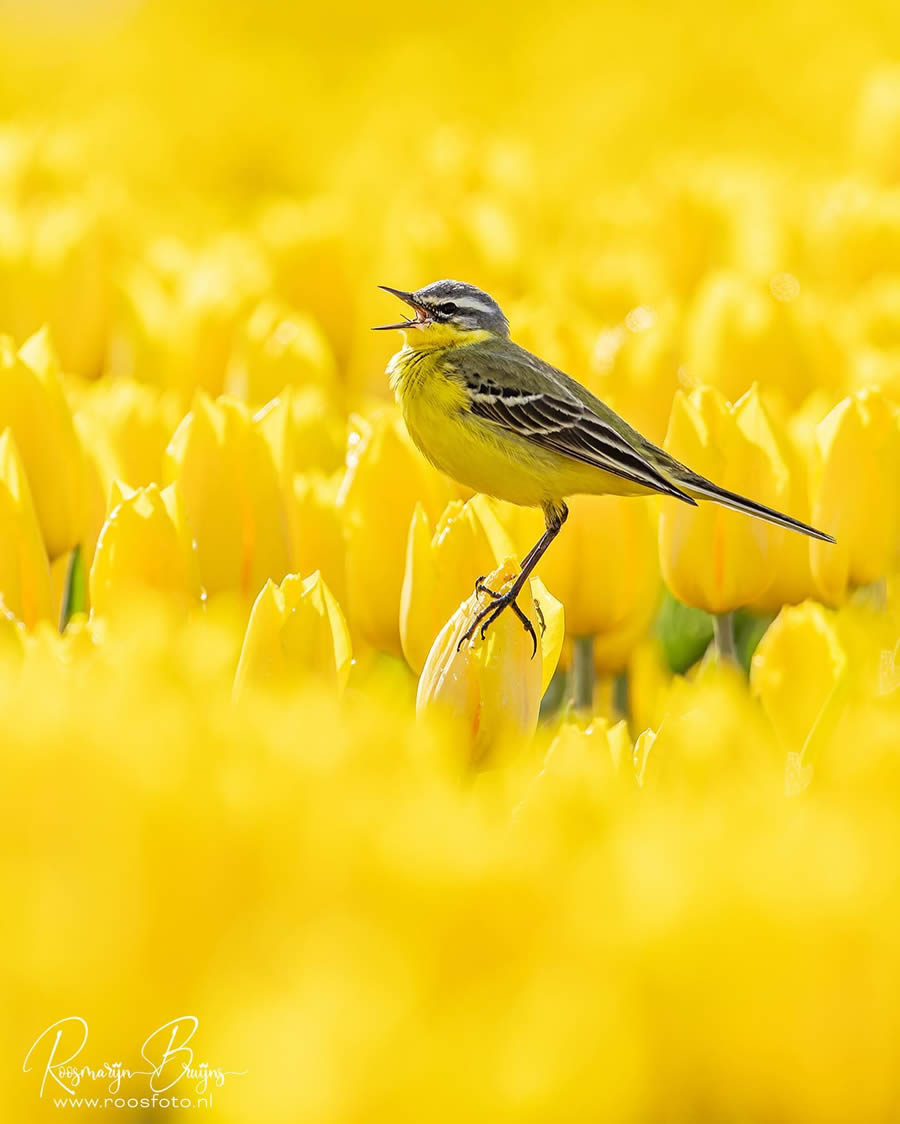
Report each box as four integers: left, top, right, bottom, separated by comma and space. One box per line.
23, 1016, 247, 1099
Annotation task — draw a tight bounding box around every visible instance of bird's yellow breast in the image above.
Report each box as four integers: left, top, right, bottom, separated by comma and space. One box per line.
389, 333, 630, 508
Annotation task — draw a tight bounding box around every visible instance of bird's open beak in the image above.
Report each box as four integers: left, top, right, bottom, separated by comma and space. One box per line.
372, 285, 429, 330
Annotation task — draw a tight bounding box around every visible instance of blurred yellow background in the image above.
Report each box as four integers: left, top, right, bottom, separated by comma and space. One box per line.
3, 0, 900, 1120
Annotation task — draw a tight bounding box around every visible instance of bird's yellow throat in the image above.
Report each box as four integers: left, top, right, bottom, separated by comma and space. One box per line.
388, 323, 492, 400
402, 321, 492, 352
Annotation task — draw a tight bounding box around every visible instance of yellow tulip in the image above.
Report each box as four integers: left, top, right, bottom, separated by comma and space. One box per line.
589, 302, 682, 446
224, 300, 340, 407
0, 328, 84, 559
748, 409, 818, 612
72, 379, 182, 491
164, 392, 292, 599
400, 495, 515, 674
0, 428, 53, 629
256, 196, 357, 369
659, 385, 790, 613
119, 234, 270, 401
628, 636, 673, 734
657, 163, 782, 295
517, 717, 634, 825
485, 498, 546, 566
339, 410, 457, 656
848, 274, 900, 395
683, 270, 845, 410
635, 658, 776, 790
254, 385, 346, 479
233, 571, 351, 695
750, 602, 847, 757
71, 413, 114, 572
254, 392, 347, 598
807, 179, 900, 292
89, 482, 200, 618
854, 66, 900, 186
0, 599, 24, 670
0, 195, 112, 377
808, 389, 900, 605
416, 559, 564, 767
538, 493, 659, 671
287, 471, 347, 609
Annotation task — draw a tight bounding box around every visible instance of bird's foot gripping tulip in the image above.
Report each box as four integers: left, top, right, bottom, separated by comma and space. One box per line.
416, 558, 563, 768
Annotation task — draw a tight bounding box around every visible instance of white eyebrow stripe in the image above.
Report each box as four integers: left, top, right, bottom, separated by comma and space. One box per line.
442, 294, 494, 312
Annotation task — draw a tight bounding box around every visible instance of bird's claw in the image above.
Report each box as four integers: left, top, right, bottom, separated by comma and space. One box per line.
456, 587, 538, 659
474, 575, 503, 601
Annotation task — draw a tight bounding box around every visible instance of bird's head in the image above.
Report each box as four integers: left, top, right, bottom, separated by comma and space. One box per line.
373, 279, 509, 343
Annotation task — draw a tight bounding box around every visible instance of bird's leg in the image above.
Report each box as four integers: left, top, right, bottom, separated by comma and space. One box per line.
472, 505, 562, 599
459, 501, 568, 658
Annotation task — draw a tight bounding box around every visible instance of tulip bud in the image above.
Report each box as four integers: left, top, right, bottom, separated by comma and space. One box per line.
71, 413, 114, 572
416, 559, 564, 767
225, 300, 339, 407
255, 385, 346, 479
0, 428, 53, 629
0, 328, 84, 559
750, 602, 847, 756
234, 571, 351, 695
683, 270, 845, 409
635, 659, 776, 790
657, 164, 781, 295
807, 179, 900, 292
256, 197, 357, 369
72, 379, 182, 491
854, 66, 900, 185
516, 717, 634, 827
89, 482, 200, 618
849, 278, 900, 399
339, 410, 457, 656
628, 637, 673, 734
400, 496, 514, 674
659, 385, 790, 613
119, 235, 270, 400
288, 471, 346, 608
590, 302, 682, 446
538, 493, 659, 672
164, 392, 292, 599
0, 196, 112, 377
748, 408, 818, 612
0, 599, 25, 670
809, 389, 900, 605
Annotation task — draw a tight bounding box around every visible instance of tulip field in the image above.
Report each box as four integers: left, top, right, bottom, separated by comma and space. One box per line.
5, 1, 900, 1120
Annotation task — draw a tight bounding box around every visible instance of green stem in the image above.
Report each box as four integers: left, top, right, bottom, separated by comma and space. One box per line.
59, 544, 86, 631
539, 663, 567, 720
613, 669, 629, 721
571, 635, 595, 713
712, 611, 737, 664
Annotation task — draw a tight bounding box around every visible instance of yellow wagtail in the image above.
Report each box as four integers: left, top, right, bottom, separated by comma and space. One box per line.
375, 279, 835, 655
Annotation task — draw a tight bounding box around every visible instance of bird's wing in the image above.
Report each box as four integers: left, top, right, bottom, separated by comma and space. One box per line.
454, 343, 694, 503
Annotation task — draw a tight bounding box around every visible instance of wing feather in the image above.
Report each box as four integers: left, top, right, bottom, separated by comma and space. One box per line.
466, 376, 692, 501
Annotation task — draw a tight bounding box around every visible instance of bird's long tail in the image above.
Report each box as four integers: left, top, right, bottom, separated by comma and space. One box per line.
672, 469, 836, 543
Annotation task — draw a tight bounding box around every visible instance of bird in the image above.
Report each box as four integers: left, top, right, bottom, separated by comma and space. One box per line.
374, 279, 835, 656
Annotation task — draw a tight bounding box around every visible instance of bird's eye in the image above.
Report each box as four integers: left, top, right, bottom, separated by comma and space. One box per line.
440, 302, 458, 315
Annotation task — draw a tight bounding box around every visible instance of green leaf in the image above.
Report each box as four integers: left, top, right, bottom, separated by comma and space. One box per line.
655, 588, 714, 674
60, 544, 87, 631
733, 609, 776, 675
